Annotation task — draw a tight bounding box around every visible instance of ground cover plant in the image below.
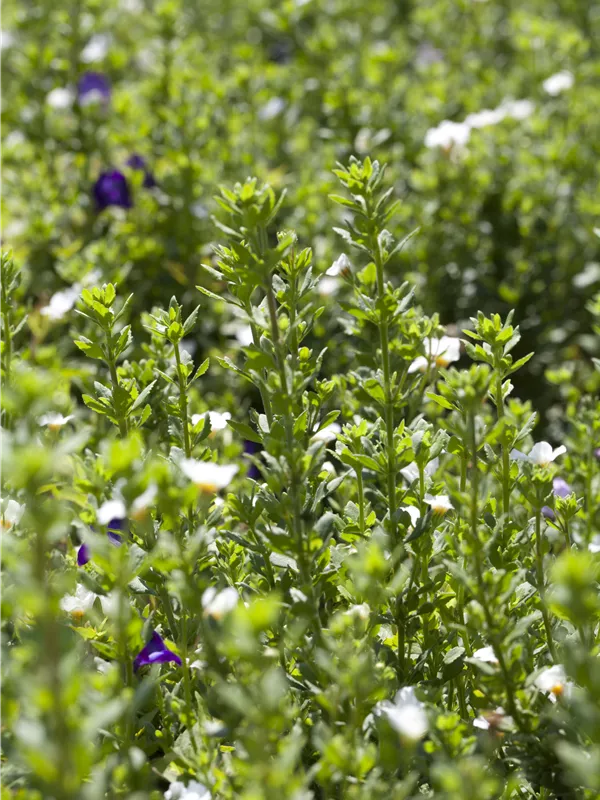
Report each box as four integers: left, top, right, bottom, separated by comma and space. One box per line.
2, 1, 600, 798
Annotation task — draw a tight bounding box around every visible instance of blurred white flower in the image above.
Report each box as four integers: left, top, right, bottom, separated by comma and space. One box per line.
164, 779, 211, 800
318, 276, 341, 296
46, 87, 75, 109
39, 413, 74, 430
510, 441, 566, 466
543, 71, 574, 96
344, 603, 370, 620
474, 706, 506, 730
424, 494, 454, 515
327, 254, 351, 276
202, 587, 239, 620
1, 498, 24, 530
408, 336, 461, 373
258, 97, 285, 121
130, 484, 158, 520
97, 498, 127, 525
472, 646, 498, 664
425, 120, 470, 150
464, 108, 506, 129
501, 98, 535, 120
380, 687, 428, 739
81, 34, 111, 63
40, 285, 81, 321
191, 411, 231, 432
312, 422, 341, 443
60, 584, 112, 618
535, 664, 572, 702
401, 457, 439, 485
1, 30, 14, 49
589, 535, 600, 553
180, 460, 238, 492
399, 506, 420, 527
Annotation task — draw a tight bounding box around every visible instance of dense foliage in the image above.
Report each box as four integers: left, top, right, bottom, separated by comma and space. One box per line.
2, 1, 600, 798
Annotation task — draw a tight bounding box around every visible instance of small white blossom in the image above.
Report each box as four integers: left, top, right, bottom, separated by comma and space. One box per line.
191, 411, 231, 432
60, 584, 112, 617
589, 535, 600, 554
202, 587, 239, 620
400, 457, 439, 485
1, 30, 15, 50
318, 276, 341, 296
130, 484, 158, 520
180, 460, 238, 492
535, 664, 572, 703
81, 34, 111, 63
327, 254, 351, 277
464, 108, 506, 129
408, 336, 461, 373
97, 498, 127, 525
424, 494, 454, 515
501, 98, 535, 120
510, 441, 566, 466
399, 506, 420, 527
1, 498, 25, 530
474, 707, 506, 730
164, 779, 211, 800
425, 120, 470, 150
543, 71, 574, 96
46, 87, 75, 109
40, 285, 81, 321
344, 603, 371, 620
258, 97, 285, 121
312, 422, 341, 443
472, 646, 498, 664
380, 687, 428, 739
39, 413, 74, 430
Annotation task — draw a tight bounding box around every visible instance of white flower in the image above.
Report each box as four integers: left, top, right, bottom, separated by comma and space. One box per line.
191, 411, 231, 432
473, 707, 506, 730
164, 779, 211, 800
130, 484, 158, 520
501, 98, 535, 120
1, 498, 24, 530
472, 646, 498, 664
408, 336, 461, 373
327, 254, 351, 277
81, 34, 111, 63
400, 457, 439, 485
535, 664, 572, 702
464, 108, 506, 129
46, 87, 75, 109
424, 494, 454, 515
39, 413, 74, 430
180, 460, 238, 492
202, 587, 239, 620
60, 584, 112, 618
543, 71, 574, 96
97, 498, 127, 525
40, 285, 81, 321
1, 30, 14, 50
510, 441, 566, 466
399, 506, 420, 527
318, 276, 341, 296
258, 97, 285, 121
425, 120, 471, 150
589, 535, 600, 554
312, 422, 341, 443
344, 603, 370, 620
381, 687, 428, 740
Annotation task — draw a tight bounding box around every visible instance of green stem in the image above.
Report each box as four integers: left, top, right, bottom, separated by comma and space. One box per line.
356, 467, 366, 533
173, 342, 191, 458
495, 373, 511, 517
535, 508, 557, 661
586, 440, 594, 543
107, 353, 128, 439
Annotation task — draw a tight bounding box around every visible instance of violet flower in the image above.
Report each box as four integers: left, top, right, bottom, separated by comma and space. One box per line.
133, 632, 182, 672
77, 543, 91, 566
93, 170, 132, 210
542, 477, 572, 520
126, 154, 156, 188
77, 71, 111, 105
77, 518, 124, 565
243, 439, 262, 480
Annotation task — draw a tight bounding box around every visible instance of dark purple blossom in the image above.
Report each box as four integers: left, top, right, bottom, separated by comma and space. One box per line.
542, 477, 572, 519
126, 154, 156, 188
133, 632, 182, 672
77, 543, 90, 566
77, 72, 111, 105
107, 517, 124, 544
93, 170, 132, 211
243, 439, 262, 480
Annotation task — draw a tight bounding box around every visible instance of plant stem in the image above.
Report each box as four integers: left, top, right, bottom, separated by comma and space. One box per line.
495, 373, 511, 517
173, 341, 191, 458
535, 508, 557, 661
356, 467, 366, 533
107, 355, 128, 439
586, 440, 594, 543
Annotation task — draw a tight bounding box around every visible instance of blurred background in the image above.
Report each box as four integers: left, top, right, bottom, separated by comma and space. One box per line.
2, 0, 600, 431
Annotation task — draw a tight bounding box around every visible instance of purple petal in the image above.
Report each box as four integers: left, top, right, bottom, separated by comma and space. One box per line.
553, 477, 571, 498
243, 439, 262, 480
133, 631, 182, 672
77, 543, 91, 565
77, 71, 111, 102
93, 170, 132, 211
542, 505, 555, 520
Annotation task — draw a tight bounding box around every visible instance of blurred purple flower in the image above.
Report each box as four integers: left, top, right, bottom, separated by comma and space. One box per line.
595, 448, 600, 460
77, 543, 90, 566
542, 477, 572, 519
126, 154, 156, 188
77, 71, 111, 105
133, 632, 182, 671
107, 517, 124, 544
244, 439, 261, 480
93, 171, 132, 210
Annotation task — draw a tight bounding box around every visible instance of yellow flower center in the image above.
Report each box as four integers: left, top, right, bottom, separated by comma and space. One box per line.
551, 683, 564, 697
196, 481, 218, 494
435, 355, 450, 368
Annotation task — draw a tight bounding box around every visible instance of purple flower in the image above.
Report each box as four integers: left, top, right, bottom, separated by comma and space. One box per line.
243, 439, 262, 480
133, 632, 182, 672
126, 154, 156, 188
542, 477, 572, 519
107, 517, 124, 544
93, 171, 132, 211
77, 543, 91, 566
595, 448, 600, 460
77, 72, 111, 105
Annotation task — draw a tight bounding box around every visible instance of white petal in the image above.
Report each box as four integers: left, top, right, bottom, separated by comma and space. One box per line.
535, 664, 566, 693
408, 356, 428, 374
542, 71, 574, 96
97, 498, 127, 525
312, 423, 341, 443
326, 254, 351, 276
81, 34, 110, 63
472, 646, 498, 664
46, 87, 75, 109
